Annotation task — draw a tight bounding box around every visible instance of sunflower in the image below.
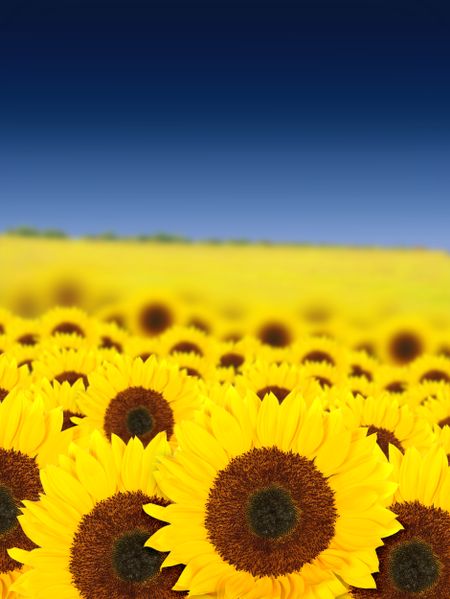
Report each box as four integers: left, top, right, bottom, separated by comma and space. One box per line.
32, 347, 105, 389
418, 388, 450, 429
145, 394, 400, 598
235, 360, 322, 404
158, 326, 215, 360
408, 354, 450, 386
5, 343, 41, 374
29, 378, 87, 432
0, 355, 31, 403
372, 364, 410, 396
250, 307, 301, 348
341, 394, 435, 458
346, 350, 379, 383
291, 335, 347, 370
216, 337, 259, 377
9, 430, 201, 598
96, 321, 129, 354
346, 446, 450, 598
378, 316, 434, 366
7, 319, 42, 348
166, 352, 217, 384
96, 302, 130, 331
127, 292, 185, 337
40, 307, 95, 341
0, 393, 63, 597
76, 355, 202, 447
300, 360, 346, 390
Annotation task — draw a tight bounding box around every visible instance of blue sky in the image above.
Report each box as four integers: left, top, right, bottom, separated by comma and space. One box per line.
0, 0, 449, 246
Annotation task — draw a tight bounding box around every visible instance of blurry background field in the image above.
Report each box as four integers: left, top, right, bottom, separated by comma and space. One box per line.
1, 235, 449, 320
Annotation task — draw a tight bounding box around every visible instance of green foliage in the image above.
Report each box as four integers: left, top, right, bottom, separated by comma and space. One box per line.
6, 226, 67, 239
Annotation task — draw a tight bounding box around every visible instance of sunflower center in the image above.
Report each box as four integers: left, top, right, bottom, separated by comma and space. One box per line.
0, 486, 19, 535
389, 540, 440, 593
420, 370, 450, 383
17, 333, 38, 346
205, 446, 336, 578
257, 385, 291, 403
258, 323, 291, 347
0, 388, 8, 402
350, 501, 450, 599
219, 352, 244, 370
301, 351, 334, 365
367, 425, 403, 458
139, 304, 173, 335
100, 336, 123, 352
170, 342, 203, 356
350, 365, 373, 380
62, 410, 84, 431
385, 381, 407, 394
52, 322, 85, 337
438, 416, 450, 428
54, 371, 89, 387
389, 332, 423, 364
112, 531, 163, 582
0, 448, 42, 574
70, 492, 185, 598
247, 486, 298, 539
126, 407, 154, 437
103, 386, 175, 446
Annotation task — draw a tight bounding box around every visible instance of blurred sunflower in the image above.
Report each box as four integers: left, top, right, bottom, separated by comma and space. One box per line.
96, 302, 129, 331
379, 316, 434, 365
76, 355, 201, 447
5, 343, 40, 374
409, 354, 450, 385
299, 360, 345, 390
32, 347, 104, 389
96, 321, 129, 354
0, 393, 62, 596
341, 394, 435, 458
418, 389, 450, 429
159, 326, 215, 359
235, 360, 321, 404
372, 364, 410, 396
216, 337, 259, 377
145, 395, 400, 597
40, 307, 94, 341
292, 335, 347, 369
251, 308, 300, 348
127, 292, 184, 337
9, 432, 200, 599
0, 355, 31, 403
347, 350, 379, 383
166, 352, 216, 383
8, 319, 42, 348
346, 446, 450, 598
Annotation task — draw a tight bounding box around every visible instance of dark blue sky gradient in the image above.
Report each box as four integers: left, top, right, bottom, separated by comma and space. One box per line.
1, 0, 449, 245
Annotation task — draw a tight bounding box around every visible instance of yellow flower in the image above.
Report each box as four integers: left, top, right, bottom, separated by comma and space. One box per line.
145, 394, 399, 598
0, 393, 63, 597
10, 432, 200, 598
76, 355, 202, 447
341, 394, 435, 458
346, 446, 450, 598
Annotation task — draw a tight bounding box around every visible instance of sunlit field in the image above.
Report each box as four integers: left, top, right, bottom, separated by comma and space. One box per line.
1, 236, 449, 598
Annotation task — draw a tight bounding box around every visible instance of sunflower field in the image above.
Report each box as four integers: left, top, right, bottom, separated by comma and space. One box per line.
0, 236, 449, 598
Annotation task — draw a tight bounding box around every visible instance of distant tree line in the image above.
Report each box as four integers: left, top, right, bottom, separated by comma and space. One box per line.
2, 227, 430, 250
